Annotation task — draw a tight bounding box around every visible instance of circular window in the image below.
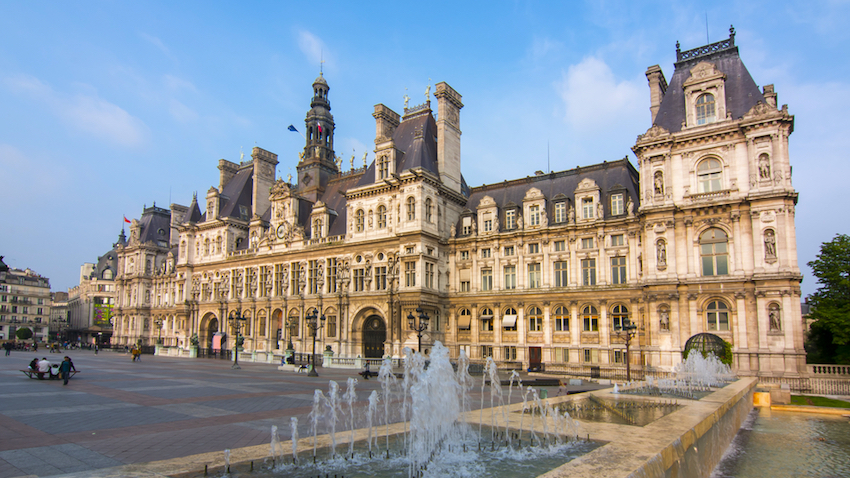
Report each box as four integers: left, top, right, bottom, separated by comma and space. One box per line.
356, 255, 362, 263
377, 253, 384, 261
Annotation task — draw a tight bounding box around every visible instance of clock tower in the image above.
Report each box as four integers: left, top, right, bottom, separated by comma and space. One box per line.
296, 72, 339, 202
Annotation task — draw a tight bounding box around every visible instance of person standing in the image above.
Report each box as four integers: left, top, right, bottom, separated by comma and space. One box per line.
59, 356, 76, 385
3, 342, 12, 356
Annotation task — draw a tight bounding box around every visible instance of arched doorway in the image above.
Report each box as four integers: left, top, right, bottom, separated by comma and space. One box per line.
362, 315, 386, 358
200, 313, 219, 349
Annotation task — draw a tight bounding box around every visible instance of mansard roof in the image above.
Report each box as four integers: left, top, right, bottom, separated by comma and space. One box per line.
653, 31, 764, 133
214, 166, 254, 221
462, 158, 639, 219
138, 205, 172, 246
183, 195, 202, 223
91, 243, 119, 280
319, 171, 366, 237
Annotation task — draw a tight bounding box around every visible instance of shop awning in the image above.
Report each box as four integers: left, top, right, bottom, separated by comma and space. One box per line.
458, 314, 471, 329
502, 315, 518, 327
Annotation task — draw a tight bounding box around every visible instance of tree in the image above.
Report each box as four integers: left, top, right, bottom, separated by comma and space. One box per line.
15, 327, 33, 341
806, 234, 850, 363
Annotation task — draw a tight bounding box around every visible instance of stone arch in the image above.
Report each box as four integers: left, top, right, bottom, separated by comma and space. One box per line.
351, 306, 386, 358
200, 312, 219, 348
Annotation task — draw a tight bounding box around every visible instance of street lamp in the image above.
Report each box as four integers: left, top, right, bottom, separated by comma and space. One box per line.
228, 309, 247, 370
285, 316, 297, 351
407, 307, 430, 354
153, 317, 164, 344
614, 317, 638, 381
304, 308, 325, 377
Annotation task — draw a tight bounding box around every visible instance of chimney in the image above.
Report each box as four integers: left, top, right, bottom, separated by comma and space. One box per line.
434, 82, 463, 193
252, 147, 278, 217
373, 104, 400, 145
218, 159, 239, 190
645, 65, 668, 124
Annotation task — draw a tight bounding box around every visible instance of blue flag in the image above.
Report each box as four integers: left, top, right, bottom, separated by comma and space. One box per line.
287, 125, 298, 133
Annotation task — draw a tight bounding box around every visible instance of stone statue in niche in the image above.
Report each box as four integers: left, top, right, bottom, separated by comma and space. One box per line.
597, 202, 603, 219
759, 154, 771, 180
764, 229, 776, 259
568, 206, 575, 223
517, 213, 523, 229
627, 197, 634, 217
769, 305, 781, 331
657, 240, 667, 267
471, 218, 477, 235
493, 216, 500, 232
654, 171, 664, 196
450, 223, 456, 238
659, 309, 670, 331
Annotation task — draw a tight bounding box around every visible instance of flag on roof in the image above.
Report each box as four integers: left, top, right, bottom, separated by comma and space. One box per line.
317, 122, 322, 133
124, 216, 131, 223
287, 125, 298, 133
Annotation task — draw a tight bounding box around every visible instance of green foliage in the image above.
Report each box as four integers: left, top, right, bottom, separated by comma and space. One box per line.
15, 327, 33, 340
791, 395, 850, 408
806, 234, 850, 363
721, 340, 733, 366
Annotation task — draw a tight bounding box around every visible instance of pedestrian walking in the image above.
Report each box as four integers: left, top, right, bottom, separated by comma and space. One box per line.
3, 342, 12, 356
59, 356, 76, 385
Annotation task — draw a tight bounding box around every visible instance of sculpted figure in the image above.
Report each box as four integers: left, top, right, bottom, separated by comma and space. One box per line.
769, 306, 781, 331
654, 171, 664, 195
568, 206, 575, 223
764, 230, 777, 259
627, 197, 634, 217
657, 240, 667, 267
659, 310, 670, 331
759, 155, 771, 179
597, 203, 603, 219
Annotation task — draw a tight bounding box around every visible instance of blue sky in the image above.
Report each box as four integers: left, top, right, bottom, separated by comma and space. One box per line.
1, 1, 847, 297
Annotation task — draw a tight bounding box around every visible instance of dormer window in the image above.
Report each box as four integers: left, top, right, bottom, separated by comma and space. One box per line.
554, 201, 567, 223
505, 209, 516, 229
582, 198, 594, 219
610, 193, 624, 216
312, 218, 323, 238
378, 155, 390, 179
355, 209, 365, 232
528, 205, 540, 226
696, 93, 716, 125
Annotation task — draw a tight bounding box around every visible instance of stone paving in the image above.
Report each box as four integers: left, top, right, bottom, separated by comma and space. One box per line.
0, 350, 597, 478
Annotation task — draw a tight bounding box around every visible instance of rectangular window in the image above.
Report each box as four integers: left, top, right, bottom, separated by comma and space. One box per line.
613, 350, 624, 364
505, 209, 516, 229
504, 266, 516, 289
528, 315, 542, 332
460, 281, 470, 292
555, 202, 566, 223
327, 316, 337, 337
504, 246, 514, 256
554, 240, 566, 252
555, 312, 569, 331
528, 243, 540, 254
611, 234, 625, 247
462, 216, 472, 235
481, 316, 494, 331
611, 193, 624, 215
483, 219, 492, 232
581, 237, 594, 249
290, 262, 301, 295
482, 345, 493, 358
554, 261, 568, 287
611, 257, 627, 284
582, 259, 596, 286
583, 349, 599, 363
308, 260, 320, 294
529, 205, 540, 226
481, 269, 493, 291
275, 264, 287, 296
582, 198, 594, 219
460, 251, 469, 261
375, 266, 387, 290
481, 248, 491, 258
327, 259, 338, 293
405, 262, 416, 287
425, 263, 435, 289
354, 269, 366, 292
528, 263, 541, 289
561, 348, 570, 362
504, 346, 517, 361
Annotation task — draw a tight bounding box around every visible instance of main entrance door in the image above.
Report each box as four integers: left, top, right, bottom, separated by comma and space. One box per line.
362, 315, 386, 358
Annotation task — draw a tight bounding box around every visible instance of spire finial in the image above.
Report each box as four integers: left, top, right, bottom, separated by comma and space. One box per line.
320, 49, 325, 75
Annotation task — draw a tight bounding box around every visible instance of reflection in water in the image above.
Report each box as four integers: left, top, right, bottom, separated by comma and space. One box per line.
712, 408, 850, 477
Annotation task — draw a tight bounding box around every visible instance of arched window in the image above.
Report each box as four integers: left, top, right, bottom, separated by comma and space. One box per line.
480, 307, 494, 331
216, 236, 222, 253
377, 205, 387, 229
696, 93, 716, 125
706, 300, 729, 331
503, 307, 517, 331
528, 307, 543, 332
242, 311, 251, 336
611, 304, 629, 330
554, 306, 569, 331
458, 308, 471, 330
313, 218, 323, 238
102, 269, 114, 280
425, 198, 433, 223
355, 209, 365, 233
582, 305, 599, 332
700, 228, 729, 276
288, 310, 299, 337
204, 238, 210, 255
258, 312, 266, 337
324, 308, 337, 337
406, 197, 416, 221
698, 159, 722, 193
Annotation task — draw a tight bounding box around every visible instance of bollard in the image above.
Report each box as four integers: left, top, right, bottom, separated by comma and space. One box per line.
204, 464, 208, 476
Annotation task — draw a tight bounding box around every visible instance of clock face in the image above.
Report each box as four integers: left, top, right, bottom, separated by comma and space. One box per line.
276, 223, 288, 239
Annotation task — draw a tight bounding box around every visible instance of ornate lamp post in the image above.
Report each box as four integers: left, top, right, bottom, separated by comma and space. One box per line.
614, 317, 638, 381
304, 308, 325, 377
228, 309, 247, 370
407, 307, 430, 354
153, 317, 164, 345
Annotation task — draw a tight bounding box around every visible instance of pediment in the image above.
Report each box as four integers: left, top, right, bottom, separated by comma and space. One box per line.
477, 195, 497, 209
742, 101, 779, 119
575, 178, 599, 193
684, 61, 725, 86
523, 187, 544, 201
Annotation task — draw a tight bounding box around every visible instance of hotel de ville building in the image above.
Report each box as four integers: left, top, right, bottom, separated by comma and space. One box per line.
112, 30, 804, 379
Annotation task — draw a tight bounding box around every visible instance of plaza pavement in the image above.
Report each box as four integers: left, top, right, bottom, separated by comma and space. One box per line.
0, 349, 601, 478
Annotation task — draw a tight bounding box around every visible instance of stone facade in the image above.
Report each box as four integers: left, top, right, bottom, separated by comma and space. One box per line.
67, 235, 122, 344
111, 31, 804, 378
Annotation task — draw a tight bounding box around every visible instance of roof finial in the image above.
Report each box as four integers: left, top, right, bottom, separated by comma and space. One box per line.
320, 49, 325, 75
729, 25, 736, 45
403, 88, 410, 110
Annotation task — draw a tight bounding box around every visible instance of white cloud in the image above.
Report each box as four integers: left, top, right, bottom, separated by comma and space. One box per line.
163, 74, 197, 92
169, 99, 199, 123
555, 56, 644, 133
140, 32, 178, 63
297, 30, 330, 70
4, 74, 147, 147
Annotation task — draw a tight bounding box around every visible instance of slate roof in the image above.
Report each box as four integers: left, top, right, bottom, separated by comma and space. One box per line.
320, 172, 366, 237
459, 159, 639, 228
214, 166, 254, 221
653, 40, 764, 133
137, 206, 172, 247
183, 195, 202, 223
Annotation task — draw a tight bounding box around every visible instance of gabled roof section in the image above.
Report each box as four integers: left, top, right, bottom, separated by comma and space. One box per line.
460, 159, 639, 226
216, 166, 254, 221
183, 194, 202, 223
654, 29, 764, 133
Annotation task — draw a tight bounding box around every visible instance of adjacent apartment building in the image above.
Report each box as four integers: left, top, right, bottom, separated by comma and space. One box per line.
0, 256, 52, 342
